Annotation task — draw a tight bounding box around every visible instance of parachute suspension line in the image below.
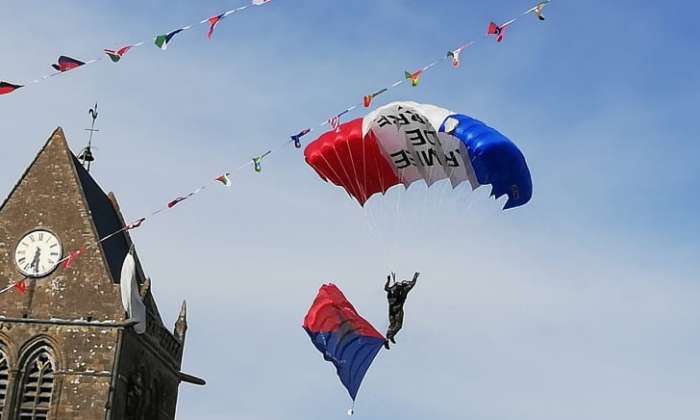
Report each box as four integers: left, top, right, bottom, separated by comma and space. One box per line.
358, 135, 383, 263
358, 133, 374, 235
421, 154, 437, 217
315, 152, 381, 240
436, 155, 460, 214
343, 139, 365, 207
389, 165, 408, 271
370, 141, 393, 270
315, 154, 348, 199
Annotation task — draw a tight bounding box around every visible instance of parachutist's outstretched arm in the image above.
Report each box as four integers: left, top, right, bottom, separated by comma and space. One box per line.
407, 272, 419, 289
385, 275, 391, 292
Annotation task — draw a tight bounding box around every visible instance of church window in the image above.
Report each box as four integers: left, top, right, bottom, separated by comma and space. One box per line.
0, 346, 9, 417
16, 345, 55, 419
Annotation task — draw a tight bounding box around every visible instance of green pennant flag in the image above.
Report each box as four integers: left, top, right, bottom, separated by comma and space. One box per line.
155, 29, 185, 50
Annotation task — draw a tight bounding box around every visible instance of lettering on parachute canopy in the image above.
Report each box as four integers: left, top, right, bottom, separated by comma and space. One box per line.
389, 148, 462, 169
374, 107, 428, 128
373, 107, 463, 171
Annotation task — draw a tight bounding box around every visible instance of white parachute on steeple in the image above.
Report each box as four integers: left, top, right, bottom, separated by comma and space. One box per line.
120, 252, 147, 334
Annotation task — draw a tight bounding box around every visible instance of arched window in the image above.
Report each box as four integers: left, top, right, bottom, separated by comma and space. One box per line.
0, 345, 9, 417
16, 345, 55, 419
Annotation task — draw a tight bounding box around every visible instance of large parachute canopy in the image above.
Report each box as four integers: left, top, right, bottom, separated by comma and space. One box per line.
303, 284, 385, 402
304, 101, 532, 209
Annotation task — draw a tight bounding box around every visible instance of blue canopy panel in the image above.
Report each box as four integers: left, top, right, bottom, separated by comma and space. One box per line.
440, 114, 532, 209
305, 329, 385, 401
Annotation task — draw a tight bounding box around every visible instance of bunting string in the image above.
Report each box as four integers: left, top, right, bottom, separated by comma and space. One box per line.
0, 1, 552, 296
0, 0, 273, 95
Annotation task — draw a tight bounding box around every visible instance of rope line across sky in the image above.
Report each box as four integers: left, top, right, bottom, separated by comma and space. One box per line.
0, 0, 552, 296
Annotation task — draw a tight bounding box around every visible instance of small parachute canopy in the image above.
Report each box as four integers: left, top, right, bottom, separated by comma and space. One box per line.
304, 101, 532, 209
120, 253, 146, 334
303, 284, 385, 401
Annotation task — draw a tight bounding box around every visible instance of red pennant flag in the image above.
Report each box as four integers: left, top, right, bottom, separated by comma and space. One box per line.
63, 247, 86, 269
167, 196, 187, 208
487, 22, 507, 42
215, 173, 232, 186
125, 217, 146, 231
0, 81, 23, 96
51, 56, 85, 72
207, 14, 225, 40
14, 280, 27, 295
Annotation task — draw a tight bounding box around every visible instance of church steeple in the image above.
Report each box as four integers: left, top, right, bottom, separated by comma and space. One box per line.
0, 127, 201, 419
0, 126, 128, 319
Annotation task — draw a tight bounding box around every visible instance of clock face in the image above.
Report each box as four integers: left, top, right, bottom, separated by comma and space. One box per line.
14, 230, 62, 278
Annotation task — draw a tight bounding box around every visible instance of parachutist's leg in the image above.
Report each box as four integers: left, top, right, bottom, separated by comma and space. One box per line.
391, 310, 404, 343
386, 310, 399, 343
386, 309, 404, 344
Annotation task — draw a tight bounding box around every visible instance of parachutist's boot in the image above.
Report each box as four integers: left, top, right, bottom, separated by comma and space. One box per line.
383, 340, 390, 350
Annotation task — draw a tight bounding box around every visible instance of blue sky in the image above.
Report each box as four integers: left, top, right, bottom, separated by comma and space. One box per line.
1, 1, 699, 419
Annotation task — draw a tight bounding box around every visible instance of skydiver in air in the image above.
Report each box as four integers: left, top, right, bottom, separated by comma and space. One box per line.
384, 272, 419, 349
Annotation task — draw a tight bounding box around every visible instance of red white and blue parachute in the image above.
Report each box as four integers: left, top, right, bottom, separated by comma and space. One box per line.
304, 102, 532, 209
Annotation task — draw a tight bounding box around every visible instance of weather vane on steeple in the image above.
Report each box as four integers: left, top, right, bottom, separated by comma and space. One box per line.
78, 102, 100, 172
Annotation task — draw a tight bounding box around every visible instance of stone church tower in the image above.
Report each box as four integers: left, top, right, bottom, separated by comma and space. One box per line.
0, 128, 203, 419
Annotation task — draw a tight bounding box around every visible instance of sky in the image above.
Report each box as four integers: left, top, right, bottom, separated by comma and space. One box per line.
1, 0, 699, 419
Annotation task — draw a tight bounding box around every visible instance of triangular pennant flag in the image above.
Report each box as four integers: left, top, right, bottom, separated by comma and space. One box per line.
252, 151, 272, 172
207, 14, 225, 40
328, 115, 341, 131
155, 29, 185, 50
167, 196, 188, 208
104, 46, 133, 63
0, 81, 23, 96
363, 88, 388, 108
447, 50, 460, 68
291, 128, 311, 148
447, 42, 474, 69
125, 217, 146, 231
63, 247, 86, 269
405, 70, 422, 87
51, 56, 85, 72
215, 173, 232, 186
14, 280, 27, 295
529, 1, 550, 20
488, 21, 510, 42
166, 190, 199, 208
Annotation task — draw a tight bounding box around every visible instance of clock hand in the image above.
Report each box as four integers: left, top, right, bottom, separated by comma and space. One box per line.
30, 247, 41, 273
